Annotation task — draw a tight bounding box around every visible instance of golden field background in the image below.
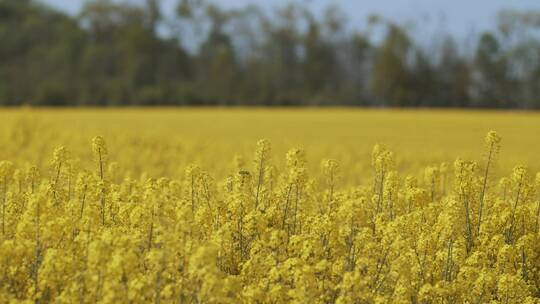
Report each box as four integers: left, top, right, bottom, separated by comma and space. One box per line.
0, 108, 538, 182
1, 108, 540, 303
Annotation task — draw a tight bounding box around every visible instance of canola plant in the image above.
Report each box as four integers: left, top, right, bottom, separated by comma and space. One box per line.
0, 123, 540, 303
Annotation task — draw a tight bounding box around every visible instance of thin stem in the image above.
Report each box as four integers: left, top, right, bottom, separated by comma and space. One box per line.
148, 209, 154, 250
2, 176, 6, 236
98, 149, 103, 180
376, 170, 385, 214
282, 184, 293, 230
461, 186, 473, 252
255, 157, 265, 208
507, 178, 524, 244
80, 184, 87, 219
191, 174, 195, 213
535, 198, 540, 234
478, 144, 494, 235
97, 149, 106, 226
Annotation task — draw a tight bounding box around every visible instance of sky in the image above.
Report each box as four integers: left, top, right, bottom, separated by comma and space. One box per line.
39, 0, 540, 38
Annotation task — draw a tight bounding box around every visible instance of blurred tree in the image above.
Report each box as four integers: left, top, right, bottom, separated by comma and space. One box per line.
437, 37, 472, 107
302, 21, 338, 104
473, 32, 512, 107
497, 10, 540, 108
0, 0, 83, 105
196, 5, 238, 104
146, 0, 161, 34
371, 24, 413, 107
343, 33, 373, 105
408, 49, 437, 107
259, 4, 304, 105
78, 0, 190, 105
1, 0, 540, 108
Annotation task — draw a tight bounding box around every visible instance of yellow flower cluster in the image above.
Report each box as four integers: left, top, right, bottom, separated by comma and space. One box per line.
0, 131, 539, 303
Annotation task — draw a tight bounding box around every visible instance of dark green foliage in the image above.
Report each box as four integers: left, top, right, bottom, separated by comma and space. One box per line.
1, 0, 540, 107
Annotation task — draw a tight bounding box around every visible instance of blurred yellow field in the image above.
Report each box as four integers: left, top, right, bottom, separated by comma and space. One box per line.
1, 108, 539, 180
1, 108, 540, 303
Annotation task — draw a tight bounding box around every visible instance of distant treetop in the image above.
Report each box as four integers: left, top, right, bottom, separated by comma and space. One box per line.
0, 0, 539, 108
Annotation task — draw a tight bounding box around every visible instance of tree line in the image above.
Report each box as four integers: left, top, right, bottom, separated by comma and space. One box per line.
1, 0, 540, 107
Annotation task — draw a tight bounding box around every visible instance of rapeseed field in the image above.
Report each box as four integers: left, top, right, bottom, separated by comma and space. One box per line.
0, 108, 539, 303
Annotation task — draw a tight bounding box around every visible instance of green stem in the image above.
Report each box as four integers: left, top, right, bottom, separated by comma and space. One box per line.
478, 144, 493, 235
